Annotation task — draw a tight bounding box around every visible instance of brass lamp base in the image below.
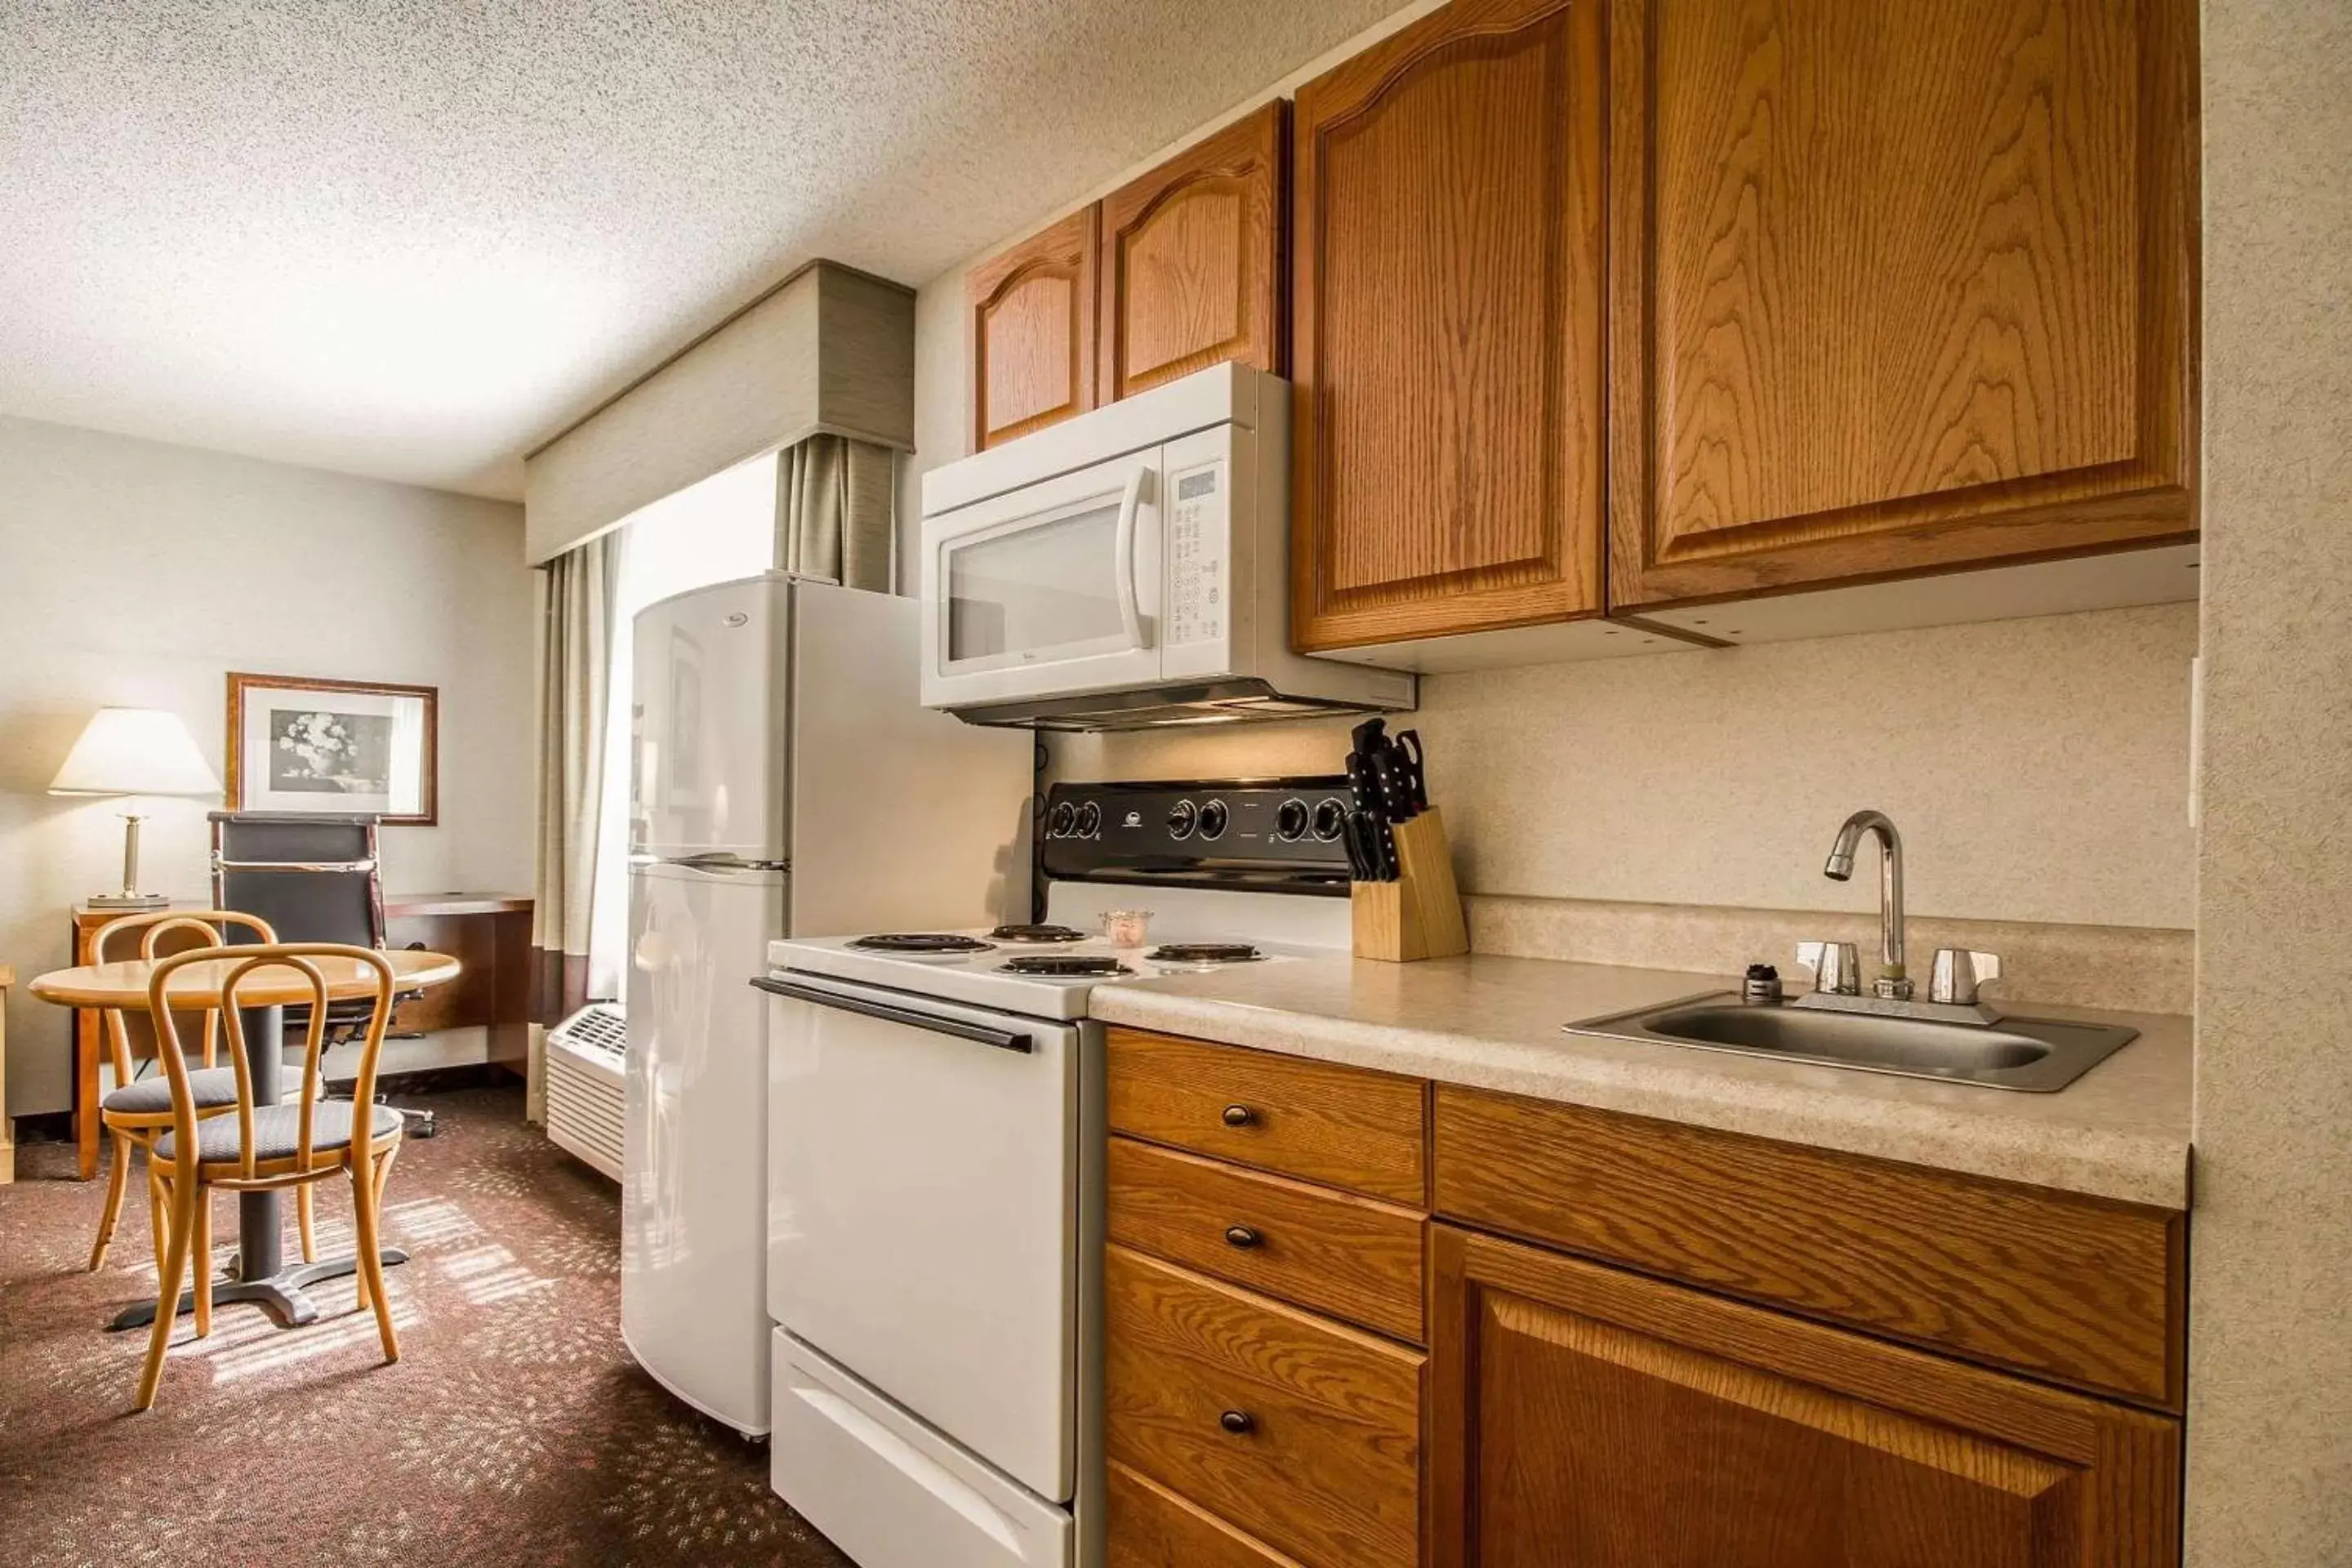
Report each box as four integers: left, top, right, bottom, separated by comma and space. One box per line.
87, 813, 168, 911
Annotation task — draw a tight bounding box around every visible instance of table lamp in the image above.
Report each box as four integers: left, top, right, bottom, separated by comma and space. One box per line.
47, 706, 224, 910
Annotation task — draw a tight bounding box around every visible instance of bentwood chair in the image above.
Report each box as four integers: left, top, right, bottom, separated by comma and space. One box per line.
85, 911, 278, 1274
136, 944, 405, 1412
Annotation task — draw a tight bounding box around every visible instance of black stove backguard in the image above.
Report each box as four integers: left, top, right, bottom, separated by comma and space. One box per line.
1038, 777, 1354, 897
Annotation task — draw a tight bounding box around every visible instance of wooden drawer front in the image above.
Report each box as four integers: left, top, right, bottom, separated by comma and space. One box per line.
1108, 1136, 1427, 1343
1433, 1085, 2185, 1409
1107, 1460, 1303, 1568
1107, 1027, 1427, 1204
1105, 1245, 1423, 1568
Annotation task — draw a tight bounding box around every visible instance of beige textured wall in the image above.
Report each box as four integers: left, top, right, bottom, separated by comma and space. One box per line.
0, 415, 537, 1116
2187, 0, 2352, 1559
1056, 605, 2199, 930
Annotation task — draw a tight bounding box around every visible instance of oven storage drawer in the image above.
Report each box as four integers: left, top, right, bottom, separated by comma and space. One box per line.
771, 1331, 1071, 1568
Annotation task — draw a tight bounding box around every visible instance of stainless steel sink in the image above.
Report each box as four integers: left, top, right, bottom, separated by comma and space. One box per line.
1565, 992, 2138, 1092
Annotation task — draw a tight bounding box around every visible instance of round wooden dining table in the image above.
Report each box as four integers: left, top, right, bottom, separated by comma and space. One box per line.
29, 948, 461, 1332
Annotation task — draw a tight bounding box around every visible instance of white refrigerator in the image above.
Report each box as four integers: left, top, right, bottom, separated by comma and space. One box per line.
621, 572, 1032, 1436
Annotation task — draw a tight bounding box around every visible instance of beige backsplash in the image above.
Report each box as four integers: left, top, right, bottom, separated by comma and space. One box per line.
1049, 604, 2198, 1013
1468, 894, 2191, 1015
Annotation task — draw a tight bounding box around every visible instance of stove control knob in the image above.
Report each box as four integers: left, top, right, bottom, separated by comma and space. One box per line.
1165, 800, 1198, 839
1046, 801, 1077, 839
1274, 799, 1309, 842
1310, 798, 1348, 843
1076, 801, 1102, 838
1197, 800, 1230, 840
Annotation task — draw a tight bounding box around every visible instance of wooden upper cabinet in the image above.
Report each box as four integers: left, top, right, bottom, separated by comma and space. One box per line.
1607, 0, 2198, 608
1099, 102, 1289, 401
1290, 0, 1608, 653
969, 205, 1099, 451
1429, 1225, 2181, 1568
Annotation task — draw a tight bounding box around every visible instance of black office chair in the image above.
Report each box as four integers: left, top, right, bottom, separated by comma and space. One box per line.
209, 813, 436, 1137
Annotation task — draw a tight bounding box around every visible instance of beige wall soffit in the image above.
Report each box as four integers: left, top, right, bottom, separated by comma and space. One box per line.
523, 259, 915, 564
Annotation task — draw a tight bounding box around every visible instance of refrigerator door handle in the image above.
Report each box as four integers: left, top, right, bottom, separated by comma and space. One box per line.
632, 852, 791, 872
751, 975, 1035, 1054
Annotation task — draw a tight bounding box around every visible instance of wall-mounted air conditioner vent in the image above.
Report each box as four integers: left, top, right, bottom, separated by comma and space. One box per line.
545, 1002, 625, 1182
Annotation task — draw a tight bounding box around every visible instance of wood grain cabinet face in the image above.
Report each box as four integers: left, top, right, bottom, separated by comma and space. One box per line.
1428, 1225, 2182, 1568
1290, 0, 1608, 652
969, 205, 1099, 451
1100, 102, 1289, 401
1607, 0, 2198, 608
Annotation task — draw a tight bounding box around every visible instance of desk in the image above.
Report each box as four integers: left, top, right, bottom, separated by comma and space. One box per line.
31, 948, 460, 1330
65, 893, 532, 1179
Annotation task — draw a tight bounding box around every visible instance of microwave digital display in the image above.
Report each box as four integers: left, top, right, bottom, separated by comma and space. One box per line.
1177, 471, 1218, 501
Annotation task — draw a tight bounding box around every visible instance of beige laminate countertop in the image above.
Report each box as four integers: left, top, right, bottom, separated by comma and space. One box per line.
1089, 951, 2193, 1209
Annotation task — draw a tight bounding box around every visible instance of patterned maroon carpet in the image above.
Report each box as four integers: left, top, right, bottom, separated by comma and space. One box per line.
0, 1085, 851, 1566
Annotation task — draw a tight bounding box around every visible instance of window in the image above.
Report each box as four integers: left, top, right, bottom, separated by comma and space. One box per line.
586, 452, 777, 999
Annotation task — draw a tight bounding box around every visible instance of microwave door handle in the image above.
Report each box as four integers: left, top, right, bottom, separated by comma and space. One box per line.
1113, 464, 1154, 651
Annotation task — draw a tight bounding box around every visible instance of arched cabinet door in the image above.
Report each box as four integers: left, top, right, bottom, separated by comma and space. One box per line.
1098, 100, 1289, 403
1605, 0, 2198, 609
1290, 0, 1608, 653
969, 204, 1099, 452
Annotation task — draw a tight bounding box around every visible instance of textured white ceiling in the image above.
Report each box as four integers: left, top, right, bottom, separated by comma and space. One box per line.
0, 0, 1398, 500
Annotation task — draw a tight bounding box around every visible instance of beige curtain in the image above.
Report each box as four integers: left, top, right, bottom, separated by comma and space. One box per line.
777, 434, 895, 591
531, 534, 617, 1031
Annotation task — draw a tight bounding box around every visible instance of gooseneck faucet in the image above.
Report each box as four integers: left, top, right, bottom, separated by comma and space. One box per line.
1823, 809, 1911, 999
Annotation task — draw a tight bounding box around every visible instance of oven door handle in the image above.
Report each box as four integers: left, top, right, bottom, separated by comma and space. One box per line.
1113, 464, 1154, 652
751, 975, 1034, 1054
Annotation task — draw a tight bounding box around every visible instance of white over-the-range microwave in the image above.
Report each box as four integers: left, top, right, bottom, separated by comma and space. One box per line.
919, 363, 1415, 729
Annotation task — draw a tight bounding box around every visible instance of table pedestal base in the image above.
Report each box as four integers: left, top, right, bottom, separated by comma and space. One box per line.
105, 1247, 410, 1333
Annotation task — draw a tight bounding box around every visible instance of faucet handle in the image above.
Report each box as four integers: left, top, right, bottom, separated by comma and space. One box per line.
1797, 941, 1862, 996
1929, 949, 2002, 1005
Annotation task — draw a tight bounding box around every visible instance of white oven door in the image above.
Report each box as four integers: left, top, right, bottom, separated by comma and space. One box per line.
763, 972, 1085, 1503
921, 450, 1164, 708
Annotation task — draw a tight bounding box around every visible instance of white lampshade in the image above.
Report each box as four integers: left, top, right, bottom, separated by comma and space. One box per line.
47, 706, 222, 797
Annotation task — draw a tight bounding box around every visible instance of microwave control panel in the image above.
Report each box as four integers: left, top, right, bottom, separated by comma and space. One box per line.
1165, 459, 1227, 648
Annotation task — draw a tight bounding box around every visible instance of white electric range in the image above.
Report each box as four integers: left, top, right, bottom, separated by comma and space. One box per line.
756, 778, 1355, 1568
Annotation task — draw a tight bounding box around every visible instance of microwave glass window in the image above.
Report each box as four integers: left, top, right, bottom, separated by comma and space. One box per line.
948, 501, 1126, 662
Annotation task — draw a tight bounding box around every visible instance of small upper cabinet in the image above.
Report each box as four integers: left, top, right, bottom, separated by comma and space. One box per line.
1099, 102, 1289, 402
1607, 0, 2198, 609
1290, 0, 1609, 653
969, 205, 1099, 452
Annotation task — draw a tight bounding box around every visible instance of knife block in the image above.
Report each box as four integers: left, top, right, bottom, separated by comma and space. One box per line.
1352, 808, 1469, 962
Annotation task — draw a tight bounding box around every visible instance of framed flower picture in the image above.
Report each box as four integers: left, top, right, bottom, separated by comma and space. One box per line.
225, 673, 439, 826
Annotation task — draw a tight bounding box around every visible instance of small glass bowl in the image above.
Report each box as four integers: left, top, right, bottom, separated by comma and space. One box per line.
1100, 909, 1155, 948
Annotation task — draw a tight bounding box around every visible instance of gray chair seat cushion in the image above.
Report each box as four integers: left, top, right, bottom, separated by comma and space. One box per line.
102, 1066, 240, 1116
154, 1101, 403, 1165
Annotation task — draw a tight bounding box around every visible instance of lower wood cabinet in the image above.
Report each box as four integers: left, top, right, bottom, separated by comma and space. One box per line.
1428, 1223, 2181, 1568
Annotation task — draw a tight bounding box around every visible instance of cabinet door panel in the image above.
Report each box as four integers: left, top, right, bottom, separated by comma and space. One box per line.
1291, 0, 1606, 651
970, 206, 1098, 450
1429, 1225, 2180, 1568
1101, 102, 1287, 400
1609, 0, 2196, 606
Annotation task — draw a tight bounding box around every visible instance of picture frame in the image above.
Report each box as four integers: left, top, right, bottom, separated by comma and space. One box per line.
225, 672, 439, 826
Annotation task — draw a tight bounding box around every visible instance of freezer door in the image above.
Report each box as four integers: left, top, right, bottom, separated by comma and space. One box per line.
771, 1331, 1071, 1568
632, 573, 788, 860
767, 972, 1083, 1502
621, 860, 786, 1435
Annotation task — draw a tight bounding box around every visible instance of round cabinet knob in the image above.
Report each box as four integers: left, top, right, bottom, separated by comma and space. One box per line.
1046, 801, 1076, 838
1076, 801, 1102, 838
1221, 1103, 1257, 1128
1197, 800, 1229, 840
1218, 1410, 1254, 1436
1223, 1225, 1263, 1250
1165, 800, 1199, 839
1274, 799, 1309, 842
1310, 798, 1348, 843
